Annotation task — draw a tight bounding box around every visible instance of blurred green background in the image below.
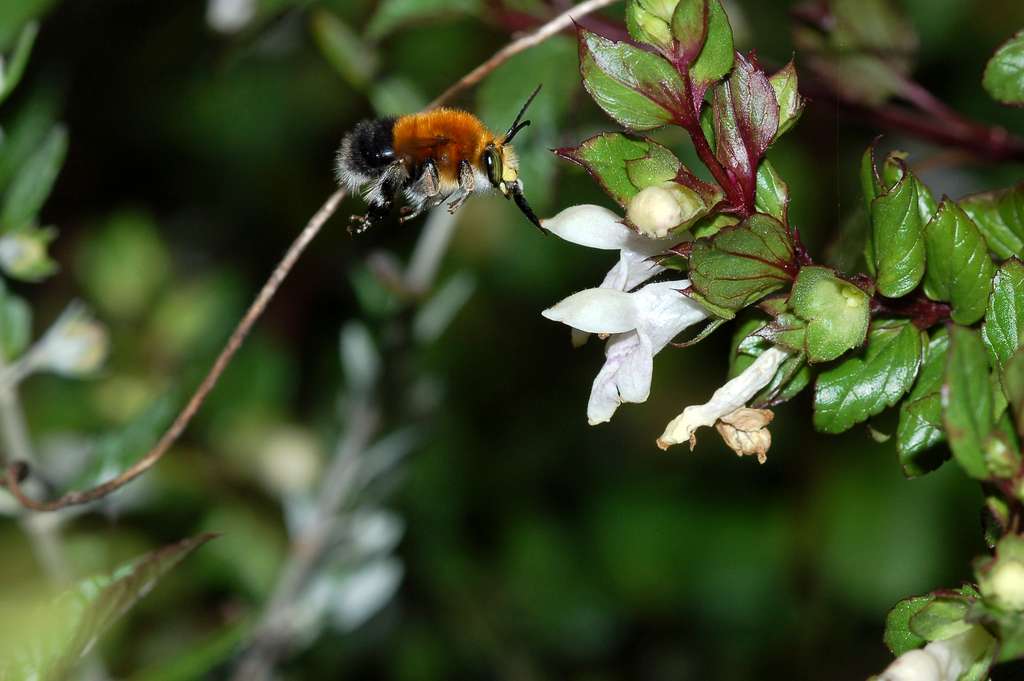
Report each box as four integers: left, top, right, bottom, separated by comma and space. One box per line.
1, 0, 1023, 679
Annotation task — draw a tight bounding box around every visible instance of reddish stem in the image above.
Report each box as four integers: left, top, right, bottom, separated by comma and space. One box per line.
869, 294, 952, 329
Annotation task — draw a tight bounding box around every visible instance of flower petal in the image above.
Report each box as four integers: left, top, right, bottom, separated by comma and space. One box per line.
542, 205, 632, 249
587, 331, 653, 424
633, 279, 708, 351
542, 288, 640, 334
657, 346, 790, 450
877, 650, 943, 681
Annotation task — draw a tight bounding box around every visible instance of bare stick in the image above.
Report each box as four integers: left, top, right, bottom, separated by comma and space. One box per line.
427, 0, 620, 110
2, 188, 348, 511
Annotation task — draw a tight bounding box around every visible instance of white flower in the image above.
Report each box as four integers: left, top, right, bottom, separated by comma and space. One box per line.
877, 626, 993, 681
543, 279, 708, 424
543, 204, 683, 293
658, 346, 790, 450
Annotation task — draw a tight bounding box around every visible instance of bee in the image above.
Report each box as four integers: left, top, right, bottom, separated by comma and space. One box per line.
336, 85, 544, 235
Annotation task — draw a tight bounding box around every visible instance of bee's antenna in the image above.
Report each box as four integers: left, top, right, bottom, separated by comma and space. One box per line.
502, 84, 543, 144
509, 182, 545, 233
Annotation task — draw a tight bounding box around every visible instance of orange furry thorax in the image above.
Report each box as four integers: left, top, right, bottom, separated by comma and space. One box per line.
392, 109, 494, 183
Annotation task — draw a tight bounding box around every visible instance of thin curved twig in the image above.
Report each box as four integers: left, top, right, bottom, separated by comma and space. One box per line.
428, 0, 620, 109
2, 0, 622, 512
2, 188, 347, 511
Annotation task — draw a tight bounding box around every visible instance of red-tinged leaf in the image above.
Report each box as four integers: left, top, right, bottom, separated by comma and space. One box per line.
578, 28, 687, 131
711, 52, 779, 212
556, 132, 682, 207
688, 213, 796, 316
671, 0, 708, 65
687, 0, 734, 104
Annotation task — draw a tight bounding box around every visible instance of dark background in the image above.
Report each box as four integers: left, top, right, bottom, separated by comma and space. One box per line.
2, 0, 1023, 679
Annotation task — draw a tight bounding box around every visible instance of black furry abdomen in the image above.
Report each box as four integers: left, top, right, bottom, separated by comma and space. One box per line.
343, 118, 396, 175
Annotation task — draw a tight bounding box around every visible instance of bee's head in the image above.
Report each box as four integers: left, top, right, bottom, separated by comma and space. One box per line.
481, 85, 543, 231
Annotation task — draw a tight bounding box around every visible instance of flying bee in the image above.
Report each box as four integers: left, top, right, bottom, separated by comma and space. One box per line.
335, 85, 544, 235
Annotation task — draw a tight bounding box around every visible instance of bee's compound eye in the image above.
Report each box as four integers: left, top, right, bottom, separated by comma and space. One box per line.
484, 148, 501, 187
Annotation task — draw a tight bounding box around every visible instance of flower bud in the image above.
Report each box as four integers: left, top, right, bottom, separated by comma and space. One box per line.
0, 228, 58, 282
626, 0, 674, 50
978, 535, 1024, 612
35, 303, 109, 377
986, 559, 1024, 611
627, 183, 704, 238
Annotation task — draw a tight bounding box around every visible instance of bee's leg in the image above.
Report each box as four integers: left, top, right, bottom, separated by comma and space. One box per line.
399, 161, 441, 224
446, 161, 475, 214
349, 162, 407, 235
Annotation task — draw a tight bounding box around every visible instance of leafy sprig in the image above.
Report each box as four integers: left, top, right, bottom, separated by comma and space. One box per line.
560, 0, 1024, 675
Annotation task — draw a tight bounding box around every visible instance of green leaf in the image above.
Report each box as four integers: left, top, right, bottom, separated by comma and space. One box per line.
885, 595, 932, 655
983, 258, 1024, 372
943, 325, 995, 479
0, 277, 31, 361
924, 201, 996, 326
711, 53, 779, 208
3, 535, 215, 681
880, 153, 937, 224
897, 329, 950, 475
813, 319, 925, 433
0, 125, 66, 230
670, 0, 708, 63
365, 0, 480, 39
960, 183, 1024, 260
909, 597, 972, 641
578, 29, 685, 131
687, 213, 795, 316
0, 92, 58, 195
870, 160, 926, 298
860, 143, 881, 275
556, 132, 681, 207
1003, 348, 1024, 441
983, 29, 1024, 106
311, 9, 377, 90
754, 159, 789, 222
688, 0, 733, 87
0, 21, 38, 106
790, 266, 872, 364
768, 60, 804, 137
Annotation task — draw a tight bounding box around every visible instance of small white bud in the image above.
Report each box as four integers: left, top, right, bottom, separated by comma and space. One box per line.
0, 228, 58, 281
627, 184, 703, 238
35, 303, 109, 377
988, 559, 1024, 611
